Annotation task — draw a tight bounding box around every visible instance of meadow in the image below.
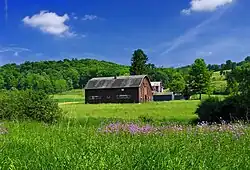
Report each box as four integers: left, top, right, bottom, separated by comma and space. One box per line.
1, 90, 250, 169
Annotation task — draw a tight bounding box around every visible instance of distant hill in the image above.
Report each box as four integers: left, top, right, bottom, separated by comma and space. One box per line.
0, 58, 130, 93
0, 56, 249, 94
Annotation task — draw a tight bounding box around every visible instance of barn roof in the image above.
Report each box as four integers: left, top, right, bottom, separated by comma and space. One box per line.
85, 75, 151, 90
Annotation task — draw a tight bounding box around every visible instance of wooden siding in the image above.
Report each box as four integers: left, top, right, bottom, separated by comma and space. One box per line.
85, 87, 139, 104
85, 76, 153, 104
139, 77, 153, 102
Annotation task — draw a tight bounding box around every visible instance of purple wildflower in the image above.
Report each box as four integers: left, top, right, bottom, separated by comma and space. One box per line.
98, 121, 250, 137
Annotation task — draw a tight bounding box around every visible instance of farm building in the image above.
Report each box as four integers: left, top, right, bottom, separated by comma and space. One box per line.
84, 75, 153, 104
151, 81, 164, 93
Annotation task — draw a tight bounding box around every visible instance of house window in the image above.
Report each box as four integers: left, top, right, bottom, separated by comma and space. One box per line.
89, 96, 102, 100
116, 95, 131, 99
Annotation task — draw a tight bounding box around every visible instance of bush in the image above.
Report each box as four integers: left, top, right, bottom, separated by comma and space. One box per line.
195, 95, 249, 123
0, 89, 64, 123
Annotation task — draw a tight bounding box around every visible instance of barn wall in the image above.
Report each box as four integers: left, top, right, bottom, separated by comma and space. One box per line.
139, 77, 153, 102
85, 87, 139, 104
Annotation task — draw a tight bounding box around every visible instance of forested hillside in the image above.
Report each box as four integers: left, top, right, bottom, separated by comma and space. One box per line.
0, 59, 130, 94
0, 52, 249, 95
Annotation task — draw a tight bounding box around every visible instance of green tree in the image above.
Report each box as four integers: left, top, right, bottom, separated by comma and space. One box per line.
225, 71, 239, 95
169, 72, 185, 94
130, 49, 148, 75
52, 79, 68, 94
0, 75, 4, 89
231, 62, 250, 96
225, 60, 233, 70
188, 58, 212, 100
245, 56, 250, 62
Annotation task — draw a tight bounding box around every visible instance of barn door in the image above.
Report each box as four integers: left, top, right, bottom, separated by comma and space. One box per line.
144, 86, 148, 101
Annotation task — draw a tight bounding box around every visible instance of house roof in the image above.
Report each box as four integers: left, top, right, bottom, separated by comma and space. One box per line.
85, 75, 151, 90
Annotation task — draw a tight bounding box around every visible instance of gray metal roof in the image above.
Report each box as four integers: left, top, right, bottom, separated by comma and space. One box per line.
85, 75, 149, 89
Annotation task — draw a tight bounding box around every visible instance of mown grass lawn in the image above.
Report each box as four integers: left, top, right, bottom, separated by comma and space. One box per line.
61, 101, 200, 124
52, 89, 84, 103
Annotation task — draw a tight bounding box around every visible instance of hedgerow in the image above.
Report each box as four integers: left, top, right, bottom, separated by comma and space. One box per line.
0, 89, 64, 123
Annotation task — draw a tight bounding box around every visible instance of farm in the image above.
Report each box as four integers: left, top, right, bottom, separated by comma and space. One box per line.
1, 89, 250, 169
0, 52, 250, 169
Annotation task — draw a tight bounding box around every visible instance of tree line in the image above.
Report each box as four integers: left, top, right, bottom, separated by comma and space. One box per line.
0, 59, 130, 94
129, 49, 250, 99
0, 49, 249, 97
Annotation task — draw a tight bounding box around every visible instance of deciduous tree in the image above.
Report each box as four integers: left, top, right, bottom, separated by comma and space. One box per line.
188, 58, 212, 100
130, 49, 148, 75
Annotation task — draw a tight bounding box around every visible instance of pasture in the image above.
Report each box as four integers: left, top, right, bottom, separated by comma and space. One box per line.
1, 90, 250, 169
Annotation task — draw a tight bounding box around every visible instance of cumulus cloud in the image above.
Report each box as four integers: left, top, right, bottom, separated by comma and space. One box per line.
82, 15, 98, 21
182, 0, 234, 14
22, 11, 76, 37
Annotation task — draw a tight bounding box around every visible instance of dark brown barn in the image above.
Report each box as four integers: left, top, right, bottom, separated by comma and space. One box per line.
84, 75, 153, 104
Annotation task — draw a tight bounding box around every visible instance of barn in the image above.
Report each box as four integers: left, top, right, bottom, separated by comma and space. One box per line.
84, 75, 153, 104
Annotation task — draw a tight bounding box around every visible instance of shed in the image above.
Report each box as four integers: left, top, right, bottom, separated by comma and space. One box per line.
84, 75, 153, 104
153, 92, 174, 102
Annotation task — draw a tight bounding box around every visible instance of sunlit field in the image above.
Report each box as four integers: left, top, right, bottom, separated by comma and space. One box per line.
1, 89, 249, 169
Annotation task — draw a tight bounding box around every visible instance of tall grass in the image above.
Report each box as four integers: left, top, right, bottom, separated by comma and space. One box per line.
1, 121, 250, 169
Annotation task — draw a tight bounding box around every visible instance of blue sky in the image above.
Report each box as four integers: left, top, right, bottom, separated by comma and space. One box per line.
0, 0, 249, 67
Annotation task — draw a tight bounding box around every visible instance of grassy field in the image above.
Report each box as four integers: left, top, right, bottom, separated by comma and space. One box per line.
1, 90, 250, 169
1, 121, 250, 169
52, 89, 85, 103
61, 101, 199, 124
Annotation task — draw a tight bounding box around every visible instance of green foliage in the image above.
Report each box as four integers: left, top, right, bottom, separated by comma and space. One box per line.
226, 62, 250, 97
195, 95, 250, 123
195, 63, 250, 123
0, 74, 4, 89
0, 89, 64, 123
0, 54, 248, 96
195, 97, 223, 122
169, 72, 185, 93
129, 49, 148, 75
187, 58, 212, 99
0, 59, 130, 94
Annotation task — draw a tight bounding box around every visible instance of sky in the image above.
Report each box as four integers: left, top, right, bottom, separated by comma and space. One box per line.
0, 0, 249, 67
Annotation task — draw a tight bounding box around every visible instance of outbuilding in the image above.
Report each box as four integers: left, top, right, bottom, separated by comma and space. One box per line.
84, 75, 153, 104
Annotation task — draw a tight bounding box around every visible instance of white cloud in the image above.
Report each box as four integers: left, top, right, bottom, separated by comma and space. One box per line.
0, 46, 31, 53
160, 9, 226, 56
82, 15, 98, 21
22, 11, 75, 37
182, 0, 234, 14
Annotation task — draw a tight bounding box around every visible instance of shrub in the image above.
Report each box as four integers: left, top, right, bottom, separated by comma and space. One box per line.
195, 97, 222, 122
0, 89, 64, 123
195, 95, 249, 123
